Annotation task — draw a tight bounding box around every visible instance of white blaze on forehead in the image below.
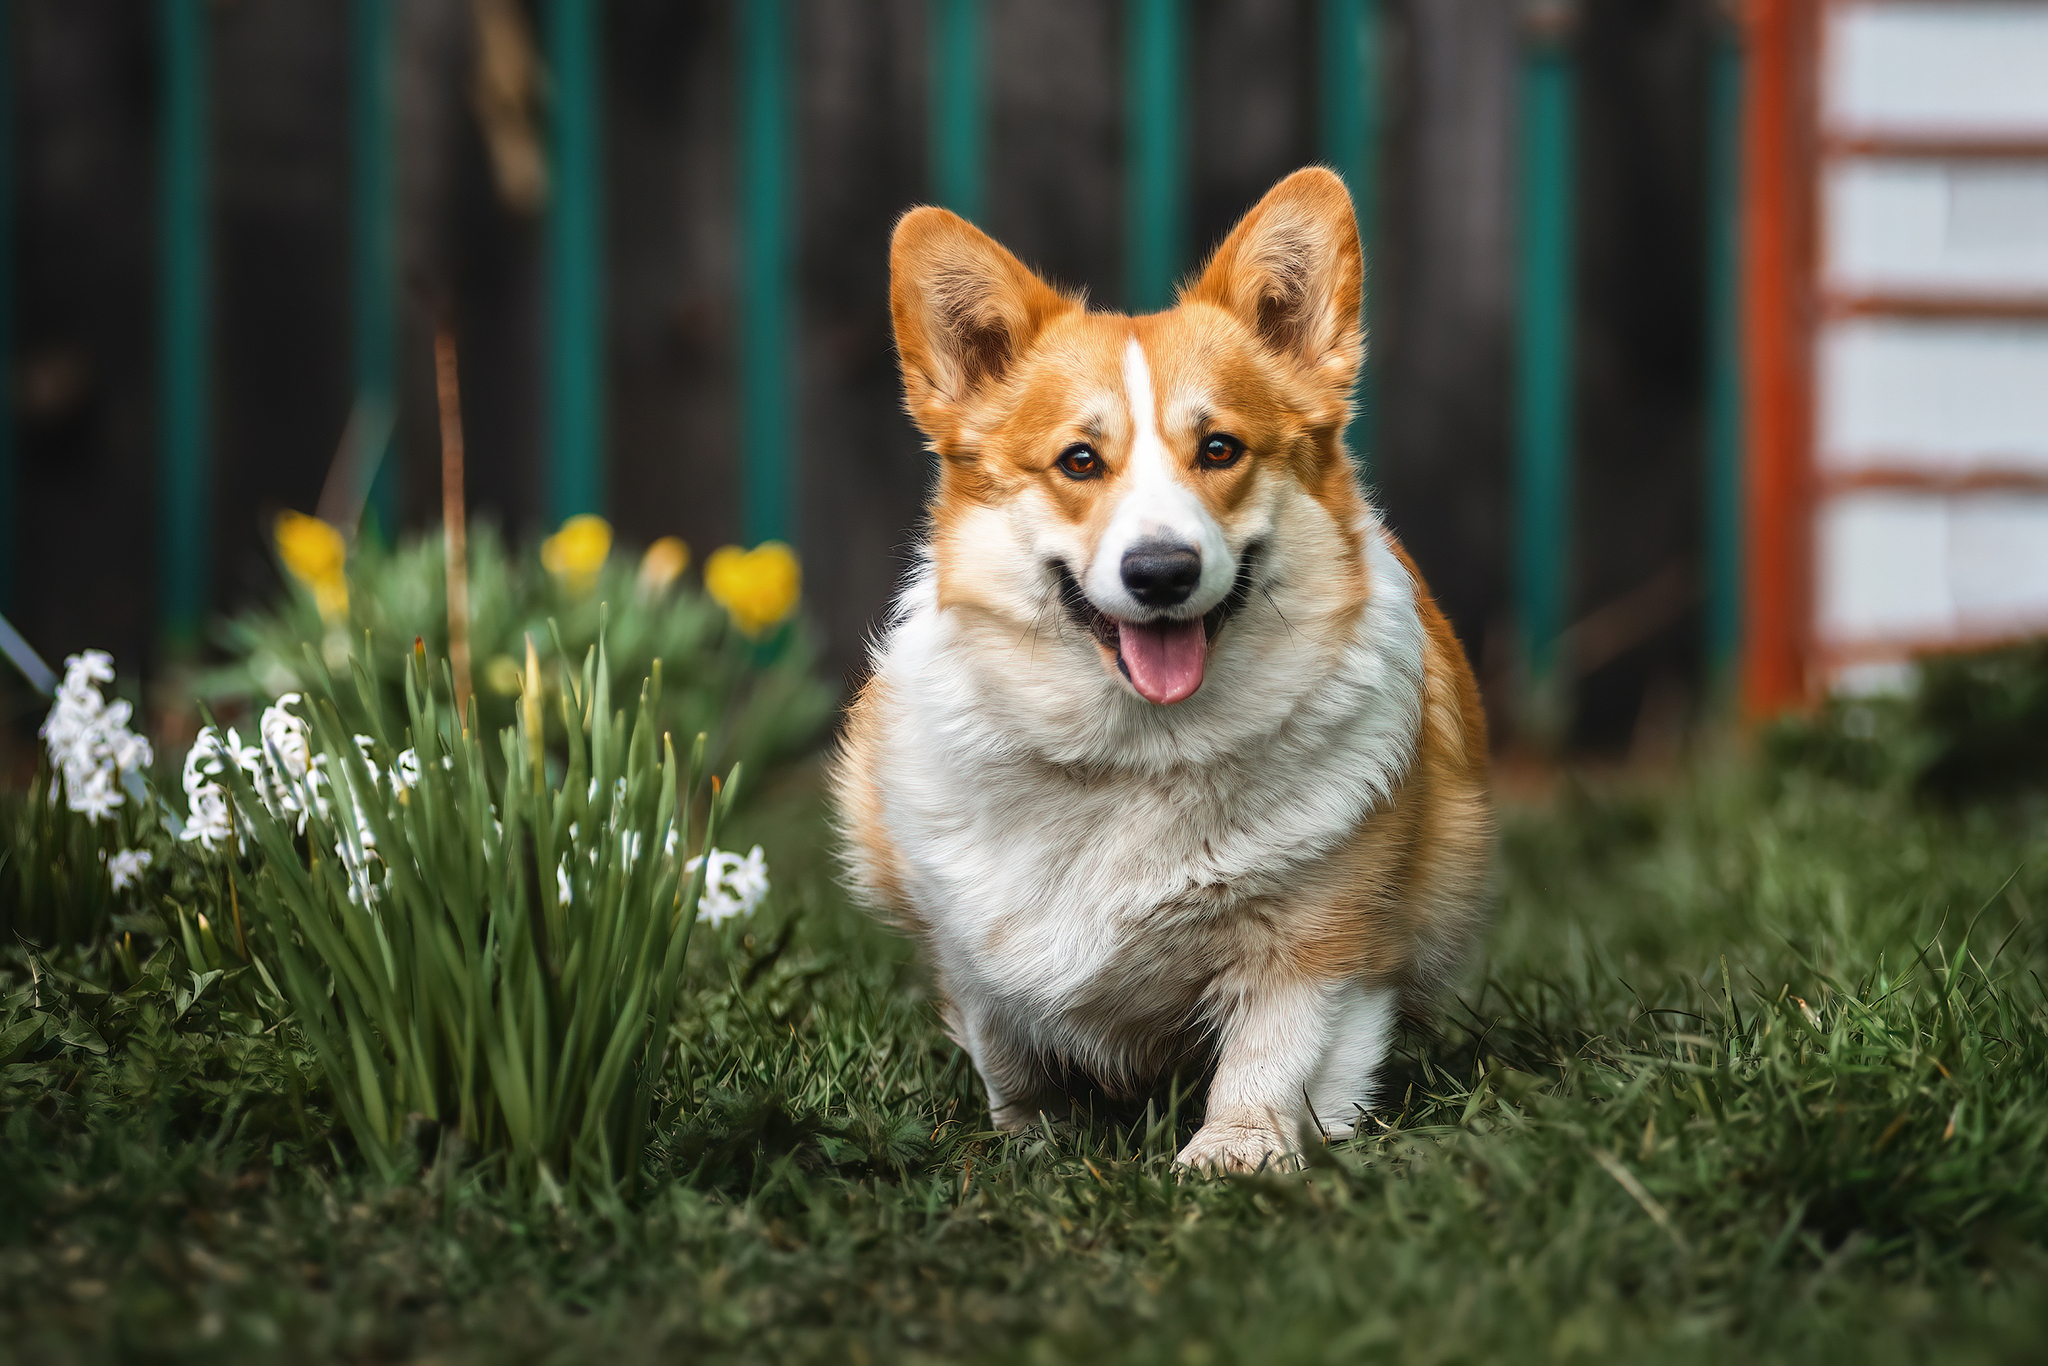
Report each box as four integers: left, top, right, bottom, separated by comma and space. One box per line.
1083, 337, 1237, 617
1122, 336, 1169, 486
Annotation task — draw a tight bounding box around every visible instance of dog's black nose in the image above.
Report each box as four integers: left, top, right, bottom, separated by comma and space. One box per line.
1121, 542, 1202, 606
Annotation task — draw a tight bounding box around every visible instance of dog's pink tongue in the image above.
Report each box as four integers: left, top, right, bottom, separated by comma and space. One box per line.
1117, 619, 1207, 705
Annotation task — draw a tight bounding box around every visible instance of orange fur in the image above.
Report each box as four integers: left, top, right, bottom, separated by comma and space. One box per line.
1288, 559, 1494, 997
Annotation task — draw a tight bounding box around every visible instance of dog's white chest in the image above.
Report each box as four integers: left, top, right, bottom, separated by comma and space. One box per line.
897, 757, 1260, 1011
857, 523, 1427, 1069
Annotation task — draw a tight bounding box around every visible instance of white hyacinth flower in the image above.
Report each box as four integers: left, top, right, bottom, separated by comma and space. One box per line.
183, 785, 234, 852
105, 848, 154, 892
68, 766, 125, 823
180, 726, 238, 852
259, 695, 312, 777
108, 727, 153, 777
255, 697, 330, 832
557, 858, 574, 907
39, 651, 155, 824
343, 782, 378, 852
180, 697, 386, 868
70, 650, 115, 686
337, 834, 381, 906
685, 844, 770, 927
223, 726, 266, 780
182, 728, 224, 786
725, 844, 770, 906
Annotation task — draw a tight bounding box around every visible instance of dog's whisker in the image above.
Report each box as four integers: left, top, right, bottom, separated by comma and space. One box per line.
1024, 580, 1063, 657
1261, 586, 1298, 641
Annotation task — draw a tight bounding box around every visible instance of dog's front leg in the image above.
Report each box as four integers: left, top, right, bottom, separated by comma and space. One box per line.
1178, 976, 1398, 1171
959, 1005, 1060, 1133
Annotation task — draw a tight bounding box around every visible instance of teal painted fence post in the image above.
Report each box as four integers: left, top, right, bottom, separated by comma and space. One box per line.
1704, 13, 1744, 694
158, 0, 211, 648
1513, 4, 1576, 732
1318, 0, 1382, 475
352, 0, 399, 536
546, 0, 605, 524
0, 0, 14, 612
739, 0, 791, 547
930, 0, 982, 222
1124, 0, 1183, 313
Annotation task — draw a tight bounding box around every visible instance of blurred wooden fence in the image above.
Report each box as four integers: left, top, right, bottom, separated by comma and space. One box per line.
0, 0, 1733, 755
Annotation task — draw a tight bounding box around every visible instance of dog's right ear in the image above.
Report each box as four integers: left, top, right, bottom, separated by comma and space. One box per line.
890, 208, 1076, 447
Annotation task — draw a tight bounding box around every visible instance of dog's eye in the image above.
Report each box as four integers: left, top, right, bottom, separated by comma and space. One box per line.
1056, 445, 1101, 479
1200, 434, 1246, 469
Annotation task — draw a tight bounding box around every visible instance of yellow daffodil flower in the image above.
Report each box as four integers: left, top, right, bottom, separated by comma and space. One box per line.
704, 542, 801, 638
541, 514, 612, 594
275, 510, 349, 623
637, 536, 690, 597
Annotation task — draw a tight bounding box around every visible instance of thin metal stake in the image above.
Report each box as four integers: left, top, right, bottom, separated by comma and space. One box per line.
0, 609, 54, 695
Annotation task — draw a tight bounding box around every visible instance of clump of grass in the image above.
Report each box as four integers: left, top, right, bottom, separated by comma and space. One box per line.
1763, 637, 2048, 804
0, 774, 123, 952
1914, 638, 2048, 803
222, 636, 742, 1199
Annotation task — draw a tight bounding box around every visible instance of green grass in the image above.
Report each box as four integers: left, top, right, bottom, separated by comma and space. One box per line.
4, 744, 2047, 1364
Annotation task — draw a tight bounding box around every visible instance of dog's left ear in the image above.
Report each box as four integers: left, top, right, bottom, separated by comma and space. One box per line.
1182, 167, 1363, 408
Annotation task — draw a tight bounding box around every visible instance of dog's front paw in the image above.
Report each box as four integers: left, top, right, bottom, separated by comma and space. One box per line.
989, 1102, 1044, 1134
1176, 1120, 1301, 1174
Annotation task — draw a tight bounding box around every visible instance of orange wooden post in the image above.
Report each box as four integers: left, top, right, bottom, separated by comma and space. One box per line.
1738, 0, 1817, 720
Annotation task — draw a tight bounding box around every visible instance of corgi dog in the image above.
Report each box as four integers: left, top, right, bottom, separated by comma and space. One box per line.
832, 168, 1493, 1171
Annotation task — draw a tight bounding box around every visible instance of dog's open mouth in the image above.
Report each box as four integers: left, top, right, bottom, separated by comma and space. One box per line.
1053, 545, 1260, 705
